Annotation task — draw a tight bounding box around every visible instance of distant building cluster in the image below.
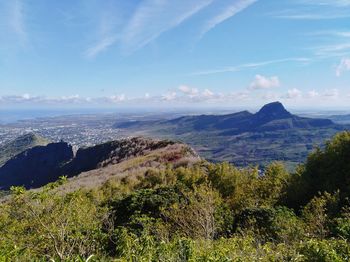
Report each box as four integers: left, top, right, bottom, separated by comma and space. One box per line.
0, 114, 123, 147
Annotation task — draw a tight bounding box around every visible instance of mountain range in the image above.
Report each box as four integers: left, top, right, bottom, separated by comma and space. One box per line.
115, 102, 334, 134
114, 102, 346, 169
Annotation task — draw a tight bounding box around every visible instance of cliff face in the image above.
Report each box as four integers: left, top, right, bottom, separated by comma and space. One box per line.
0, 137, 198, 189
0, 142, 73, 189
63, 137, 177, 176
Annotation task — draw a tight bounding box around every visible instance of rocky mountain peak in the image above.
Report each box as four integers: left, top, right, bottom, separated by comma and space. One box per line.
255, 101, 292, 120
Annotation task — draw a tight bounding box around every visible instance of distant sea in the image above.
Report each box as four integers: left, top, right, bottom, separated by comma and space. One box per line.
0, 108, 118, 124
0, 107, 186, 124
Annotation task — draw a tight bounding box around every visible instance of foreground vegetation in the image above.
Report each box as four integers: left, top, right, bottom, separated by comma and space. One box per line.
1, 132, 350, 261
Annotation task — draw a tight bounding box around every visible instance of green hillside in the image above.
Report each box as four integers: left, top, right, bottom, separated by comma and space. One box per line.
0, 133, 50, 167
1, 132, 350, 261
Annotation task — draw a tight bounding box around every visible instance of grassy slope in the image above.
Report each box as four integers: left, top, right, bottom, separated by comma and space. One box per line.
55, 143, 200, 194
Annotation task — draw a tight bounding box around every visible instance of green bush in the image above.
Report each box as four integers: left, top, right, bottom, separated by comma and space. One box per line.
299, 239, 350, 262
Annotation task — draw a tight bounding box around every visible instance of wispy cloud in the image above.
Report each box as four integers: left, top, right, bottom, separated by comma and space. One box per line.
120, 0, 214, 54
84, 2, 126, 58
272, 0, 350, 20
190, 57, 310, 76
85, 35, 118, 58
312, 43, 350, 58
304, 30, 350, 59
308, 30, 350, 37
9, 0, 27, 45
273, 13, 350, 20
300, 0, 350, 7
85, 0, 258, 56
199, 0, 257, 38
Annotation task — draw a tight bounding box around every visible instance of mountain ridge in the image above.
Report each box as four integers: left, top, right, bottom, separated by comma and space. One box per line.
114, 101, 335, 134
0, 137, 199, 189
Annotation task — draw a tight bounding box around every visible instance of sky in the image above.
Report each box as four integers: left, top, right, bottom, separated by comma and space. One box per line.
0, 0, 350, 109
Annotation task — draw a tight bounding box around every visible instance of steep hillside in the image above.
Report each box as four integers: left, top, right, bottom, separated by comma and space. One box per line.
0, 133, 50, 167
0, 142, 74, 189
0, 137, 199, 189
58, 142, 200, 193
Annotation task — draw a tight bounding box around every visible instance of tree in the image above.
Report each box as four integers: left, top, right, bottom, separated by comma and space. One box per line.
1, 178, 108, 260
162, 184, 224, 240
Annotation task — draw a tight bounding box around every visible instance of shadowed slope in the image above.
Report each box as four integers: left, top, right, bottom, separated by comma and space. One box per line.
0, 133, 50, 167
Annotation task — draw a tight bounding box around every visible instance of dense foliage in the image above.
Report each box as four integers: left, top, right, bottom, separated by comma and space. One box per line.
1, 131, 350, 261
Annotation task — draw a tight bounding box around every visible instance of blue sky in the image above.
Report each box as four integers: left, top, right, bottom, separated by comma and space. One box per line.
1, 0, 350, 108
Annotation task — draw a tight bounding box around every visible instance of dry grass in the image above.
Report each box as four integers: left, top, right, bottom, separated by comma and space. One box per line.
57, 143, 200, 193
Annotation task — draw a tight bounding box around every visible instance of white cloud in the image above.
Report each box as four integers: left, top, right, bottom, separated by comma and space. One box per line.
171, 87, 250, 103
0, 88, 250, 106
22, 93, 31, 100
3, 88, 345, 106
202, 89, 215, 97
0, 94, 87, 104
178, 85, 199, 96
162, 92, 177, 101
108, 94, 126, 103
336, 58, 350, 76
200, 0, 257, 38
249, 75, 280, 90
306, 90, 319, 98
285, 88, 303, 99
